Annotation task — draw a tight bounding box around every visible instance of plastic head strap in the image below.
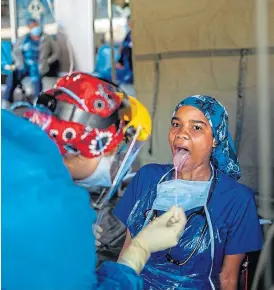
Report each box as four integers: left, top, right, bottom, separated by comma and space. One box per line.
10, 100, 53, 117
53, 101, 120, 130
55, 86, 89, 111
10, 101, 52, 131
10, 101, 34, 111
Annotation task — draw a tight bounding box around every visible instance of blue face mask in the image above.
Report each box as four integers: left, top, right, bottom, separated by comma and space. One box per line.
30, 26, 42, 37
153, 177, 212, 212
74, 156, 113, 189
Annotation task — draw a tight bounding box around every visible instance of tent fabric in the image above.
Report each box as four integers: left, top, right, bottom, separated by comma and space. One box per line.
131, 0, 274, 55
130, 0, 274, 211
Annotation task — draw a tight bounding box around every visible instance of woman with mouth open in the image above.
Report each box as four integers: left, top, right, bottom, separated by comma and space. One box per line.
113, 95, 263, 290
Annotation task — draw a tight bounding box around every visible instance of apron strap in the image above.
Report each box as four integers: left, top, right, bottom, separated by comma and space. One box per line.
158, 167, 174, 184
204, 205, 216, 290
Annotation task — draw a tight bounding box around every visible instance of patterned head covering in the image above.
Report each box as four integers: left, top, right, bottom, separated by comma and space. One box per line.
23, 72, 125, 158
173, 95, 241, 180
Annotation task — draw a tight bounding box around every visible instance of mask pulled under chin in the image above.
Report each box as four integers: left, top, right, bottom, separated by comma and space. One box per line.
74, 156, 113, 189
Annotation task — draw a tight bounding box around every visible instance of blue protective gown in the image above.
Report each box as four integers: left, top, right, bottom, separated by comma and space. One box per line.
1, 110, 143, 290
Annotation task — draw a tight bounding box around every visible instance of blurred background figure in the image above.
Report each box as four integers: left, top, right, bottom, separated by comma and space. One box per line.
93, 14, 134, 94
2, 18, 60, 108
116, 15, 133, 73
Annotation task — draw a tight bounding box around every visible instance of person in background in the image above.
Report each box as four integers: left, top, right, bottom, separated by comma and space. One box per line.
97, 15, 133, 88
2, 18, 60, 108
116, 15, 133, 77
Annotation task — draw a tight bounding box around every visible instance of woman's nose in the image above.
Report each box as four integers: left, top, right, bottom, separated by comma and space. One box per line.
176, 127, 190, 140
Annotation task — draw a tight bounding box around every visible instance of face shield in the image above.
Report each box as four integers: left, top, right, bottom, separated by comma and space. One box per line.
92, 95, 152, 213
10, 92, 152, 204
10, 88, 152, 214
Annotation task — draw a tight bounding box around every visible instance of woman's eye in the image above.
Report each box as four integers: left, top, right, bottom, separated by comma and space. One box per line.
193, 125, 202, 131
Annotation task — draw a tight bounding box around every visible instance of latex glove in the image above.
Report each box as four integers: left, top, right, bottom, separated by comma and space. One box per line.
118, 206, 186, 274
92, 224, 103, 247
4, 64, 16, 71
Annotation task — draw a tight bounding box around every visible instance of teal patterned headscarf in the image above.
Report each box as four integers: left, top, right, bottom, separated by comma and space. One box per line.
173, 95, 241, 180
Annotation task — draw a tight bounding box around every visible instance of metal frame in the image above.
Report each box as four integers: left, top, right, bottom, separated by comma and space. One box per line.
8, 0, 17, 43
134, 47, 274, 62
255, 0, 273, 288
108, 0, 117, 83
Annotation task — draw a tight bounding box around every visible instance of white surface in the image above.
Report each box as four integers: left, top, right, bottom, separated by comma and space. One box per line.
54, 0, 95, 72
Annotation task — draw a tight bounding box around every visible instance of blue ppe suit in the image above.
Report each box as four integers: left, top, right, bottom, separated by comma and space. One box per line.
1, 110, 143, 290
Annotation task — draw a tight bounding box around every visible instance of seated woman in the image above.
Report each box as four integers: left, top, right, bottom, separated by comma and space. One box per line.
113, 95, 263, 289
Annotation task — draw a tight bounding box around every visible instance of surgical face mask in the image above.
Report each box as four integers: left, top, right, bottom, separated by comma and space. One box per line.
154, 177, 212, 212
30, 26, 42, 37
75, 155, 114, 189
151, 164, 214, 212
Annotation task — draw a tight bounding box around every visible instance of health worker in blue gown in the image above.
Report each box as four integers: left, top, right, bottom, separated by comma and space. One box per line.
1, 75, 187, 289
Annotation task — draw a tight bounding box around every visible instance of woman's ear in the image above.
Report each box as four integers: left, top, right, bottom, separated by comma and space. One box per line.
212, 138, 217, 148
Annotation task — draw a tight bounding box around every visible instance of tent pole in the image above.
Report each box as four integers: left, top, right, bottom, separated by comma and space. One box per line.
108, 0, 117, 83
255, 0, 272, 287
9, 0, 17, 44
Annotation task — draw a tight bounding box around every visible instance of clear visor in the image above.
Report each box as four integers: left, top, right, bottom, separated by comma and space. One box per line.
10, 102, 146, 216
92, 125, 144, 213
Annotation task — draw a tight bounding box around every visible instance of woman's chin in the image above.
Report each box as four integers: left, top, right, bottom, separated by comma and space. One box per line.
175, 163, 191, 173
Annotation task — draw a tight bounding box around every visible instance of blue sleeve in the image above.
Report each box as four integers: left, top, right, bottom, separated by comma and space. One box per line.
97, 262, 143, 289
1, 110, 143, 290
225, 190, 263, 255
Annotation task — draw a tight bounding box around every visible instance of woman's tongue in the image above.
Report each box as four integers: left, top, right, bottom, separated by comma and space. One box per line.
173, 148, 190, 171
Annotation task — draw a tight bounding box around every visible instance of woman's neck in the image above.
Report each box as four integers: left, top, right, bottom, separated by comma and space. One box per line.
177, 163, 211, 181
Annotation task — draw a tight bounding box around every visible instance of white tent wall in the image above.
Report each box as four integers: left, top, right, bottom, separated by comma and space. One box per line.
131, 0, 274, 193
131, 0, 274, 53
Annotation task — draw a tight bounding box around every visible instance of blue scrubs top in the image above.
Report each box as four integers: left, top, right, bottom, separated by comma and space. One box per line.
114, 163, 263, 289
1, 110, 143, 290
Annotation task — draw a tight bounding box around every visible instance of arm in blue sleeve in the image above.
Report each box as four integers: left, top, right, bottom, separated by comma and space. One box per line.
1, 111, 143, 290
2, 180, 144, 290
97, 262, 143, 289
225, 189, 263, 255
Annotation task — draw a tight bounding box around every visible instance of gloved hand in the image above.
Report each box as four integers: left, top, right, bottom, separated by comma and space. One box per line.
4, 64, 16, 71
92, 224, 103, 247
118, 206, 187, 274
